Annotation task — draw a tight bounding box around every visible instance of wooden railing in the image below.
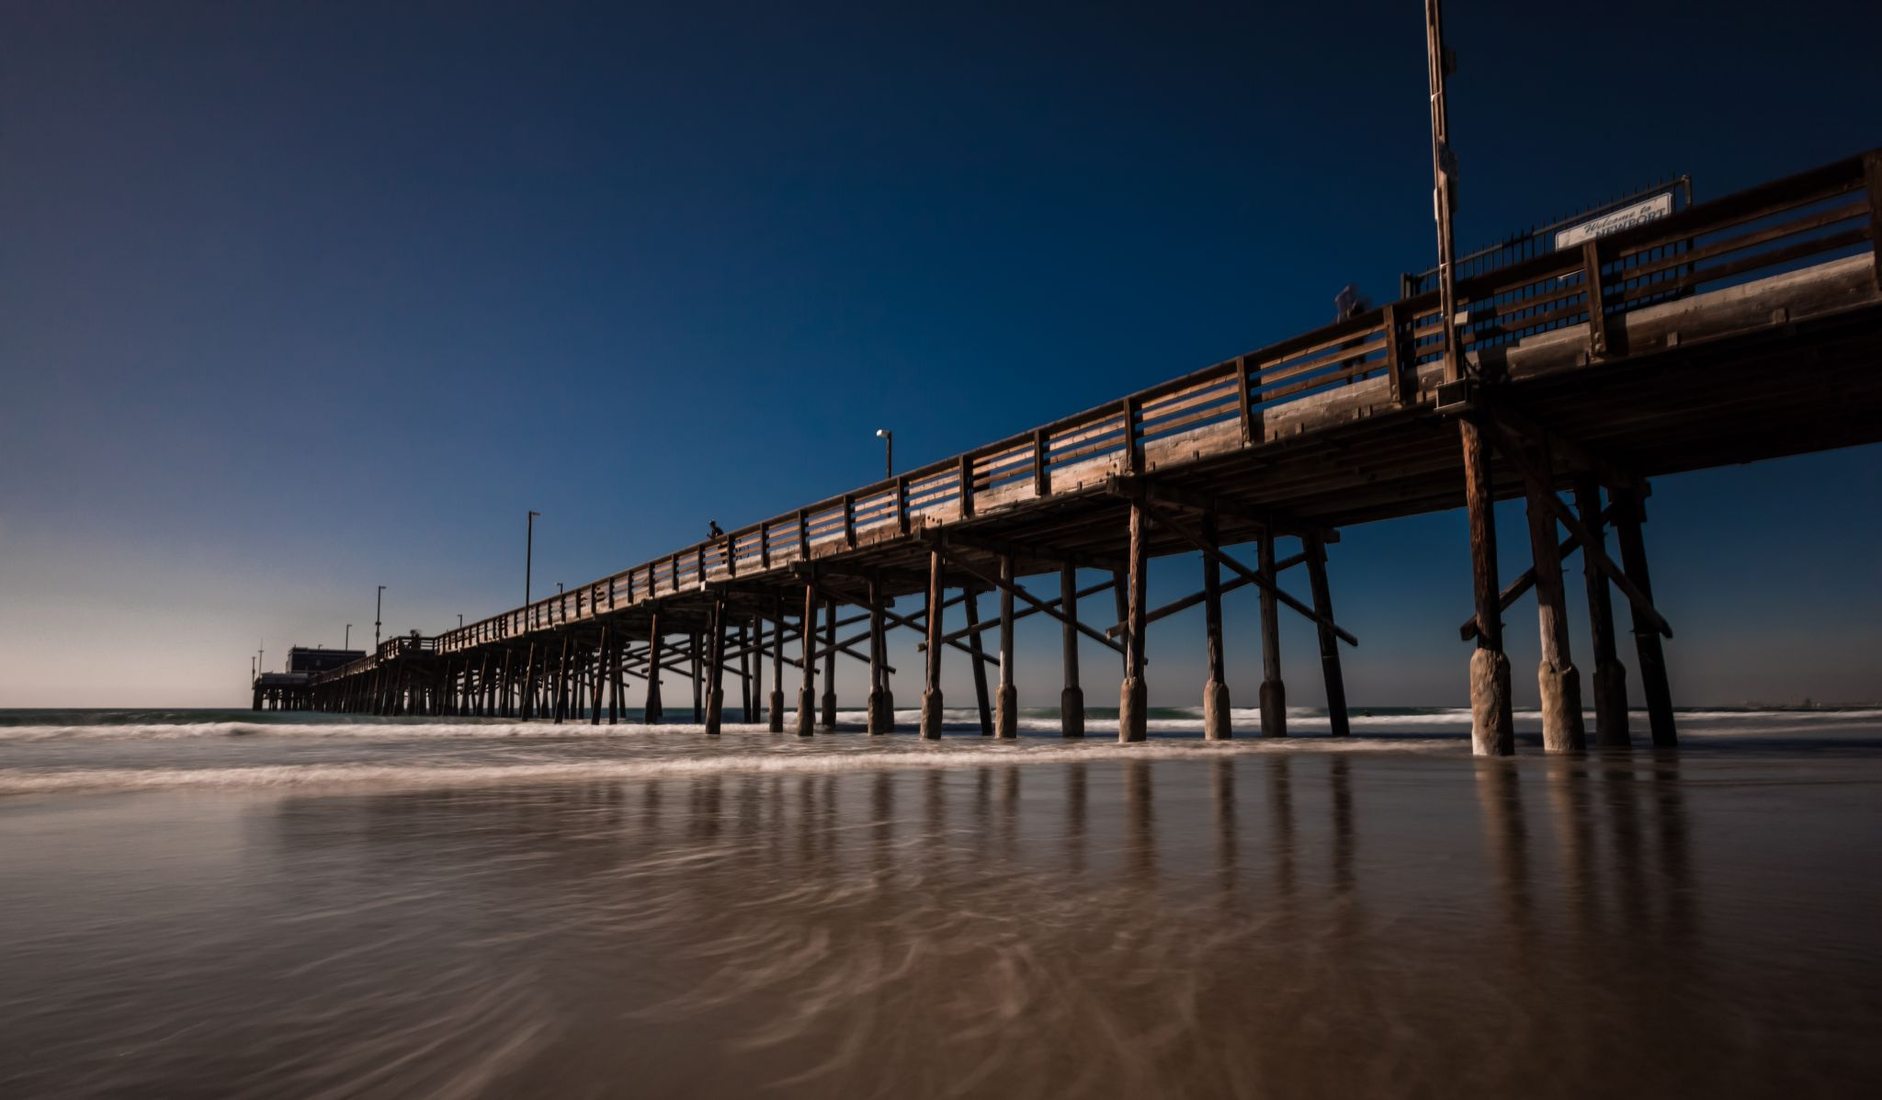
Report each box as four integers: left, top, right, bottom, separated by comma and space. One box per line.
391, 150, 1875, 662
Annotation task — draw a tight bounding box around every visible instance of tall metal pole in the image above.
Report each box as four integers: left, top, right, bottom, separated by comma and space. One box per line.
1425, 0, 1462, 383
1427, 2, 1512, 755
375, 586, 385, 649
876, 428, 893, 480
344, 624, 351, 650
526, 510, 540, 606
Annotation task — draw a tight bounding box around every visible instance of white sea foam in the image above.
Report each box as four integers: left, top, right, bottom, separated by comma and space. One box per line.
5, 706, 1877, 797
0, 737, 1461, 794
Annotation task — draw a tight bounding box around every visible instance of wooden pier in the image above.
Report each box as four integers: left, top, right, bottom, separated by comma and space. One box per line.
284, 151, 1882, 755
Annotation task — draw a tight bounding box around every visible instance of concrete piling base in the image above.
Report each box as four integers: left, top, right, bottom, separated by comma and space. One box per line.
1203, 678, 1232, 740
768, 689, 785, 733
1470, 647, 1514, 756
1258, 679, 1286, 738
995, 684, 1018, 739
1060, 686, 1085, 738
1119, 677, 1147, 743
1538, 661, 1586, 753
920, 689, 944, 740
867, 689, 894, 735
705, 688, 724, 736
797, 688, 815, 737
820, 692, 837, 729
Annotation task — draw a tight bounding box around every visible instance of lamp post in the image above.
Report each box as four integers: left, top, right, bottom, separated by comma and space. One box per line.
458, 613, 464, 628
345, 624, 351, 650
526, 510, 541, 606
375, 586, 385, 649
875, 428, 893, 480
557, 581, 564, 595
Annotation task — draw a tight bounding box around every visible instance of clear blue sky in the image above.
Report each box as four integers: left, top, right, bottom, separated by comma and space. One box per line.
2, 0, 1877, 708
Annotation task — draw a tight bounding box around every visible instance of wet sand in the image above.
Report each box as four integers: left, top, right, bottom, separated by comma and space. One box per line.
4, 711, 1881, 1097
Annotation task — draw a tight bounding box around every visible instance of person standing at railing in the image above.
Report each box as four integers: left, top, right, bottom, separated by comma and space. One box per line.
708, 520, 730, 570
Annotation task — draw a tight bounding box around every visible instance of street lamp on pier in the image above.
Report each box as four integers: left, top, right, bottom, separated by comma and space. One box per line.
875, 428, 893, 480
375, 586, 386, 649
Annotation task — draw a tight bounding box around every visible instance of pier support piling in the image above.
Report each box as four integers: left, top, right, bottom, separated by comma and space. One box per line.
995, 556, 1018, 739
520, 643, 538, 721
1202, 514, 1231, 740
867, 575, 893, 734
1525, 462, 1587, 753
798, 580, 818, 736
1257, 531, 1286, 738
1306, 533, 1350, 736
1119, 498, 1149, 743
1461, 418, 1516, 755
741, 614, 756, 727
645, 617, 665, 725
592, 628, 608, 725
964, 587, 992, 736
1576, 481, 1629, 747
920, 548, 945, 740
820, 599, 838, 729
1613, 484, 1677, 748
704, 599, 726, 736
769, 602, 785, 733
608, 632, 622, 725
690, 631, 703, 724
1060, 563, 1084, 738
738, 621, 752, 722
554, 634, 572, 724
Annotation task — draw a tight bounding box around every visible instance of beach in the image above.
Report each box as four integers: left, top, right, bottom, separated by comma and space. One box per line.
4, 709, 1881, 1096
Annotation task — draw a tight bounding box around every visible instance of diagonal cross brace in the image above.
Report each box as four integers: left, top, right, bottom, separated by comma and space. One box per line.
1108, 551, 1307, 637
931, 540, 1127, 656
762, 618, 888, 673
883, 600, 999, 667
1480, 421, 1673, 639
1137, 498, 1358, 646
1458, 504, 1615, 641
939, 577, 1118, 647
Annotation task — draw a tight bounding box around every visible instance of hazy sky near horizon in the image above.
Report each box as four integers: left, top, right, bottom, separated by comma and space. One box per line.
2, 0, 1878, 709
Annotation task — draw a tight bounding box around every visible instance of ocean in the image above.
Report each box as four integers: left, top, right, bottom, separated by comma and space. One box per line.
4, 706, 1880, 1096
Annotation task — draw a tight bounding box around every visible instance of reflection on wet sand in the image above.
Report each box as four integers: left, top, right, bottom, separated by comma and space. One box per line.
1124, 758, 1154, 884
10, 750, 1880, 1098
1212, 757, 1236, 901
1268, 756, 1296, 904
262, 754, 1727, 1095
